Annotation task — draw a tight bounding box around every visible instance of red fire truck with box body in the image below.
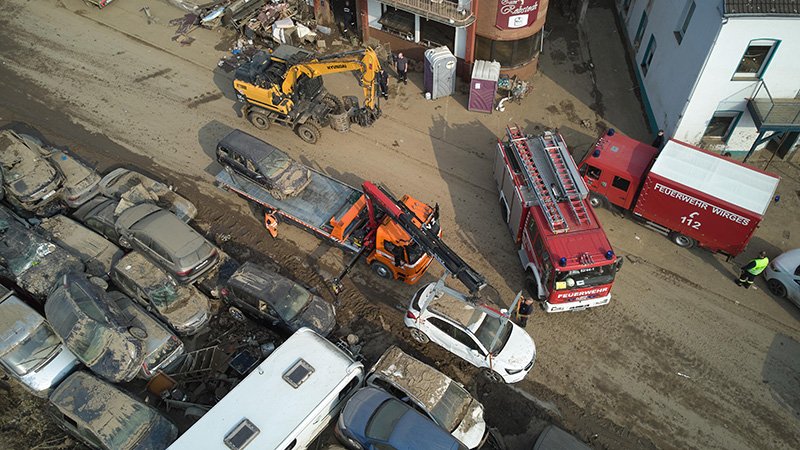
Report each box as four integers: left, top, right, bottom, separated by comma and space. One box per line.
494, 126, 622, 313
578, 129, 780, 256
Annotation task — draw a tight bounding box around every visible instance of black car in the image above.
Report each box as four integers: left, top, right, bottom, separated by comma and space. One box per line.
71, 196, 122, 243
221, 261, 335, 336
216, 130, 312, 199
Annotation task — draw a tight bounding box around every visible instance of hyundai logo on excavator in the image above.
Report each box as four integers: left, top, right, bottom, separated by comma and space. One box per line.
326, 64, 348, 70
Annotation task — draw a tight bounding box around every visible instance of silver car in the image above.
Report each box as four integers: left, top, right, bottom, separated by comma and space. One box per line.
765, 248, 800, 307
115, 203, 219, 284
0, 284, 80, 397
111, 251, 210, 335
0, 130, 64, 216
38, 215, 124, 278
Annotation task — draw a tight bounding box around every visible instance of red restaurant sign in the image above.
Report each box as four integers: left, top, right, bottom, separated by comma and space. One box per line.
496, 0, 540, 30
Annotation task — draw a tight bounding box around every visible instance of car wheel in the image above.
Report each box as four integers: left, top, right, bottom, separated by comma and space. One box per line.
229, 306, 246, 322
669, 232, 696, 249
248, 110, 270, 130
767, 279, 788, 298
589, 193, 606, 209
482, 368, 503, 383
118, 236, 132, 249
409, 328, 430, 344
128, 326, 148, 340
296, 122, 321, 144
370, 261, 393, 279
524, 274, 539, 299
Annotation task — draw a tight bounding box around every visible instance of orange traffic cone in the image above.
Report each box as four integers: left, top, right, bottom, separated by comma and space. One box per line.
264, 213, 278, 238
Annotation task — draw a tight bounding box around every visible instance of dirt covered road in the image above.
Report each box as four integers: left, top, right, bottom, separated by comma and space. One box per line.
1, 1, 799, 449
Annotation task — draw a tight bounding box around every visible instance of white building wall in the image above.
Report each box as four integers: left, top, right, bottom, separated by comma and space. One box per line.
454, 27, 467, 59
676, 17, 800, 152
367, 0, 382, 29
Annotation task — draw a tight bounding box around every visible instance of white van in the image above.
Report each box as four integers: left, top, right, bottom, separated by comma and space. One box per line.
168, 327, 363, 450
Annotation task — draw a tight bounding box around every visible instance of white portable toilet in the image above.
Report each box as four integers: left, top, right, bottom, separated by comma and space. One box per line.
424, 46, 457, 100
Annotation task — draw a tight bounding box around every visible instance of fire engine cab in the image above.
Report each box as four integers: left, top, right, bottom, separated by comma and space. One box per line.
494, 126, 622, 312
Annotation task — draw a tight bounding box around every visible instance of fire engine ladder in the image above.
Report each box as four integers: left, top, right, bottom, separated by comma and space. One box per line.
540, 131, 591, 226
505, 126, 568, 234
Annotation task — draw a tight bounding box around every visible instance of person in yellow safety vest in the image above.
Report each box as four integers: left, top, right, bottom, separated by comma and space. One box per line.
736, 251, 769, 289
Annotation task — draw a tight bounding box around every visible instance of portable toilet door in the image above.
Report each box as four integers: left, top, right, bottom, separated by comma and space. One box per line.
424, 47, 457, 100
468, 60, 501, 113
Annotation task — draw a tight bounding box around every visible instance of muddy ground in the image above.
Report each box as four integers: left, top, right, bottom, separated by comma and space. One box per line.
1, 1, 799, 449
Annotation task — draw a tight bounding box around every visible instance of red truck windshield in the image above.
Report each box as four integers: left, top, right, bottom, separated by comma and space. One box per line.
554, 265, 615, 290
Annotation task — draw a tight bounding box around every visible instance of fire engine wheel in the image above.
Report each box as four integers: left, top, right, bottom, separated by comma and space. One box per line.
524, 274, 540, 299
247, 110, 270, 130
481, 368, 503, 383
669, 232, 696, 248
370, 262, 393, 279
767, 279, 787, 298
409, 328, 430, 344
296, 122, 321, 144
588, 193, 606, 209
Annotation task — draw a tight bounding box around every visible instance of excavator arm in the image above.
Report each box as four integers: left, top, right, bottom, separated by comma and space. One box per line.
281, 48, 382, 110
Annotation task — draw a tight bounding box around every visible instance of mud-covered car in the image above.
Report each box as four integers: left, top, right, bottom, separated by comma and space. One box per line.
45, 147, 101, 208
71, 196, 123, 243
0, 205, 84, 300
111, 251, 210, 335
99, 167, 197, 222
0, 130, 64, 215
105, 291, 185, 379
115, 203, 219, 284
0, 283, 80, 397
367, 345, 487, 449
221, 261, 335, 336
38, 215, 124, 278
45, 274, 144, 383
216, 129, 312, 199
48, 371, 178, 450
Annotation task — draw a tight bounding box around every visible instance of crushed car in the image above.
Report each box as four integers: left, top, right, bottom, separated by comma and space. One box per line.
115, 203, 219, 284
367, 345, 488, 449
0, 205, 84, 300
99, 167, 197, 222
48, 371, 178, 450
222, 261, 335, 336
45, 273, 145, 383
38, 214, 124, 278
216, 129, 312, 199
0, 130, 64, 216
0, 283, 80, 397
71, 195, 123, 243
111, 251, 210, 335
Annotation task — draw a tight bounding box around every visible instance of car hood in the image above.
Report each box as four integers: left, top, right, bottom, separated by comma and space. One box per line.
1, 148, 61, 200
493, 323, 536, 373
19, 343, 81, 398
272, 164, 312, 197
451, 399, 486, 449
15, 250, 85, 300
291, 295, 335, 337
158, 287, 210, 330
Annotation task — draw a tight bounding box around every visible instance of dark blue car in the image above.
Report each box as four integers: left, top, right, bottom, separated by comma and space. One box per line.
335, 386, 469, 450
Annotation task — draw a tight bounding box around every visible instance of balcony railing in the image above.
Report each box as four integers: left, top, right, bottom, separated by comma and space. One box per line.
380, 0, 475, 27
747, 80, 800, 130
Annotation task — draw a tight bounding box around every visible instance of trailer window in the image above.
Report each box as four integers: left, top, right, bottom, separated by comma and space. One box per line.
554, 265, 615, 289
585, 165, 601, 180
611, 176, 631, 192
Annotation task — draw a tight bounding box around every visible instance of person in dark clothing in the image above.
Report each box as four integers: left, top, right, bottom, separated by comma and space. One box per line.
341, 1, 355, 35
514, 296, 535, 327
377, 68, 389, 99
651, 129, 665, 149
736, 251, 769, 289
395, 52, 408, 85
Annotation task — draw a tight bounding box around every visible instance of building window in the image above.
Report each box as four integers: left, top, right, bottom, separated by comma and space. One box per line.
674, 1, 695, 44
640, 35, 656, 76
378, 6, 415, 41
703, 111, 741, 141
475, 32, 541, 68
734, 40, 778, 79
420, 19, 455, 51
633, 11, 648, 51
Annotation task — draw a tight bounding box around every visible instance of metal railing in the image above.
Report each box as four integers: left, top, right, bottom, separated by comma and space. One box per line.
380, 0, 475, 27
748, 80, 800, 127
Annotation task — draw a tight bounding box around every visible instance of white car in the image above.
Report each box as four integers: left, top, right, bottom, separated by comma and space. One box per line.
765, 248, 800, 307
404, 281, 536, 384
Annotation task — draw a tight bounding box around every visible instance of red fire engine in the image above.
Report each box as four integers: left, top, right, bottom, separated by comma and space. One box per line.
494, 126, 622, 312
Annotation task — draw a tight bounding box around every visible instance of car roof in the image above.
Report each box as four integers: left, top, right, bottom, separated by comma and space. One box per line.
50, 371, 161, 448
128, 207, 204, 256
115, 251, 172, 287
427, 294, 483, 329
72, 195, 117, 222
218, 129, 281, 162
228, 261, 297, 299
0, 295, 46, 351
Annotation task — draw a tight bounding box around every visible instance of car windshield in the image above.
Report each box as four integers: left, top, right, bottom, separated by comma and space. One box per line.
105, 405, 158, 449
257, 152, 291, 179
474, 315, 513, 354
0, 225, 56, 276
145, 282, 180, 309
366, 398, 408, 441
274, 283, 312, 321
554, 264, 616, 290
69, 322, 110, 364
1, 324, 60, 376
430, 382, 472, 431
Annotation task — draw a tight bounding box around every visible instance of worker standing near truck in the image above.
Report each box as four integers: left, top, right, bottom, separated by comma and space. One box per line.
736, 251, 769, 289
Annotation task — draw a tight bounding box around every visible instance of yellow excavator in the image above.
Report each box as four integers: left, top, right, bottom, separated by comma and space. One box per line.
233, 45, 382, 144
